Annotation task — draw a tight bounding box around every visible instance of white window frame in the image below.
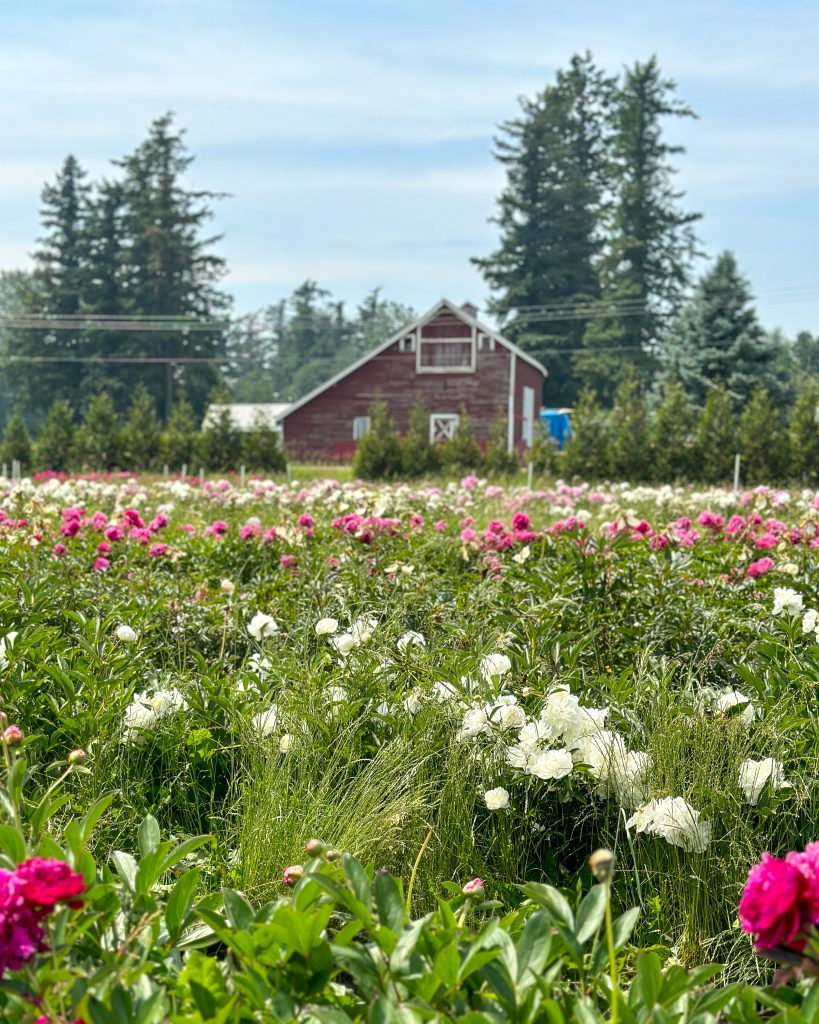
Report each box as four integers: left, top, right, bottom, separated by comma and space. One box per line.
429, 413, 459, 444
416, 334, 476, 374
477, 333, 495, 352
400, 334, 416, 353
352, 415, 371, 441
521, 386, 536, 447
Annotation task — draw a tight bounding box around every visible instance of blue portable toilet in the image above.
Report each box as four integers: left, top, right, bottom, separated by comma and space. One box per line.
540, 408, 573, 449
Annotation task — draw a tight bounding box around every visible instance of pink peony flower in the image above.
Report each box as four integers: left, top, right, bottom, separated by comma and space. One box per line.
93, 557, 110, 572
51, 543, 67, 557
434, 520, 447, 532
104, 525, 124, 542
747, 557, 775, 578
148, 543, 169, 558
739, 853, 809, 949
511, 512, 530, 532
462, 878, 485, 896
15, 858, 86, 909
460, 528, 476, 543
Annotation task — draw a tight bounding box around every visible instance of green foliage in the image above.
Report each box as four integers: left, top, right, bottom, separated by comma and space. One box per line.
482, 417, 519, 476
242, 410, 287, 473
693, 386, 737, 484
527, 420, 558, 475
0, 409, 32, 471
401, 404, 440, 478
120, 383, 162, 470
789, 378, 819, 484
160, 392, 199, 469
32, 399, 76, 472
352, 400, 403, 480
441, 407, 482, 472
73, 392, 120, 470
198, 393, 242, 472
659, 252, 784, 407
650, 378, 696, 481
606, 379, 649, 480
562, 388, 609, 478
739, 387, 788, 484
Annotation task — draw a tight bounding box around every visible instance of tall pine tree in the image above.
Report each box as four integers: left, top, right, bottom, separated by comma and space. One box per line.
578, 57, 700, 400
472, 53, 613, 405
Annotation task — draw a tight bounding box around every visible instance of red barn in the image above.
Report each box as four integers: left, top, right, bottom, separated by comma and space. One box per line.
279, 299, 547, 461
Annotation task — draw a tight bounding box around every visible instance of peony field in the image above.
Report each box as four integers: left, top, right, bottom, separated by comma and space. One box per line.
1, 469, 819, 1021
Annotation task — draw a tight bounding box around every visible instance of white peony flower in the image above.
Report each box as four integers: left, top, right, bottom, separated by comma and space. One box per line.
315, 617, 339, 636
772, 587, 804, 617
484, 786, 510, 810
248, 612, 278, 641
220, 579, 236, 595
512, 546, 531, 565
331, 632, 355, 655
626, 796, 711, 853
252, 705, 279, 737
248, 652, 272, 677
431, 680, 460, 702
0, 631, 18, 668
529, 748, 574, 781
715, 689, 756, 725
351, 616, 377, 646
397, 630, 426, 654
802, 609, 819, 636
402, 689, 424, 714
115, 625, 137, 644
738, 757, 791, 805
150, 688, 187, 719
278, 733, 294, 753
480, 652, 511, 682
458, 706, 490, 740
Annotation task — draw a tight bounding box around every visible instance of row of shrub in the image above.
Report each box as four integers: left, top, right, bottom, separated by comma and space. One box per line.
0, 386, 287, 475
558, 378, 819, 486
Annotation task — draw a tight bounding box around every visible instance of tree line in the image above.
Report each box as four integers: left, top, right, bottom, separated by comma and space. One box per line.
0, 386, 286, 475
473, 53, 814, 412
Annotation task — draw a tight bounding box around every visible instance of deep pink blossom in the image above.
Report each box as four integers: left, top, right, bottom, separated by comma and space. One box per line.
104, 525, 124, 542
434, 520, 447, 532
93, 557, 110, 572
739, 853, 809, 950
15, 858, 86, 909
148, 543, 169, 558
51, 543, 66, 557
511, 512, 530, 532
747, 557, 775, 578
755, 534, 778, 549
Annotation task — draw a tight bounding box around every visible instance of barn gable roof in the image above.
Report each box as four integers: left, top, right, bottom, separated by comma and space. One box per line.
278, 298, 548, 422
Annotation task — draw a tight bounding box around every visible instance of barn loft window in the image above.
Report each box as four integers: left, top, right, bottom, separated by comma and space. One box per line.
417, 337, 475, 373
477, 333, 495, 352
352, 416, 371, 441
400, 335, 416, 353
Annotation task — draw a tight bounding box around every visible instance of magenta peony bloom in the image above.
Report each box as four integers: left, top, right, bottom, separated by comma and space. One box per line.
15, 858, 86, 909
747, 557, 775, 578
0, 868, 46, 974
739, 853, 808, 949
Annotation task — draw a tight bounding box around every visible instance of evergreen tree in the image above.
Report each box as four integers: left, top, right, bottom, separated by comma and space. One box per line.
472, 53, 613, 405
0, 271, 38, 429
440, 407, 482, 473
578, 58, 700, 398
352, 401, 402, 480
401, 405, 439, 478
242, 410, 287, 474
198, 388, 241, 472
650, 378, 696, 481
114, 114, 229, 418
7, 157, 91, 417
0, 410, 32, 471
789, 378, 819, 484
120, 384, 162, 470
160, 393, 199, 469
693, 386, 736, 484
605, 379, 649, 480
738, 388, 788, 484
74, 393, 120, 470
657, 251, 783, 407
562, 389, 609, 479
33, 400, 76, 472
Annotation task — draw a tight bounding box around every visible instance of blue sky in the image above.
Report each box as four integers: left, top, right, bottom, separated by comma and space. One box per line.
1, 0, 818, 334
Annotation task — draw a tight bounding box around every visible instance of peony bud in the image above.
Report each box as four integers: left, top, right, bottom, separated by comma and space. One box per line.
68, 749, 87, 765
220, 579, 236, 595
462, 878, 485, 898
588, 848, 615, 883
324, 848, 341, 862
0, 711, 8, 729
305, 838, 326, 856
115, 625, 137, 644
283, 864, 304, 886
2, 724, 23, 746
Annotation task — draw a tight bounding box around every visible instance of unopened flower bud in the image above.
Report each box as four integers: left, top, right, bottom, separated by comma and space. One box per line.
0, 711, 8, 729
305, 838, 326, 856
115, 625, 137, 644
221, 579, 235, 595
324, 848, 341, 862
2, 725, 23, 746
68, 749, 87, 765
589, 848, 615, 883
462, 878, 485, 898
283, 864, 304, 886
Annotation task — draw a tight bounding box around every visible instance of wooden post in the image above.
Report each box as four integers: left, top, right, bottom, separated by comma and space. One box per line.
199, 467, 205, 485
240, 464, 246, 488
163, 464, 169, 479
11, 459, 20, 482
1, 463, 6, 480
527, 461, 534, 490
733, 453, 741, 495
181, 463, 187, 481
